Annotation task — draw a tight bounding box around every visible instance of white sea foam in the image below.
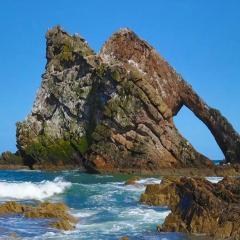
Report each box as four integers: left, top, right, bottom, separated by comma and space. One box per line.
119, 207, 171, 222
0, 177, 71, 201
136, 178, 161, 185
73, 207, 171, 237
95, 174, 113, 179
206, 177, 223, 183
72, 210, 97, 218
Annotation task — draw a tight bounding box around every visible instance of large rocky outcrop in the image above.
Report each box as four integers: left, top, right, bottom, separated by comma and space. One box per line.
140, 177, 240, 239
16, 26, 240, 172
16, 26, 98, 167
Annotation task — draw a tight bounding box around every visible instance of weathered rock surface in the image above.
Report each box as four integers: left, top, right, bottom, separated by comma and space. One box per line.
140, 177, 240, 239
0, 201, 77, 231
16, 26, 97, 168
16, 26, 240, 173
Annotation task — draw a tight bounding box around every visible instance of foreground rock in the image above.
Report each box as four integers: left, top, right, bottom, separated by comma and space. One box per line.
140, 177, 240, 239
0, 201, 77, 231
16, 26, 240, 173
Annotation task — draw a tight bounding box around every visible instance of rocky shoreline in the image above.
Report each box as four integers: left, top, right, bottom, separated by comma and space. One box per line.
140, 177, 240, 239
1, 26, 240, 239
1, 151, 240, 177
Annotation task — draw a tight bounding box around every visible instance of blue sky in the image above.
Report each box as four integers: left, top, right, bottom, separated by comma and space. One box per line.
0, 0, 239, 159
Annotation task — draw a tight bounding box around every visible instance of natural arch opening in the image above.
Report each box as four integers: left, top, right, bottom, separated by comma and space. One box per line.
174, 106, 224, 162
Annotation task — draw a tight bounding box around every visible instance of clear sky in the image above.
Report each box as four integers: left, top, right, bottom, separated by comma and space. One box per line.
0, 0, 239, 160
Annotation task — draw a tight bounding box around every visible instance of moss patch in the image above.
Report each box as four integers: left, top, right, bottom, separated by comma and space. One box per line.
25, 137, 74, 165
71, 136, 89, 154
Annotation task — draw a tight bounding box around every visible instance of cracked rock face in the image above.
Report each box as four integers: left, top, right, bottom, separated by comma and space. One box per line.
16, 26, 240, 173
140, 177, 240, 239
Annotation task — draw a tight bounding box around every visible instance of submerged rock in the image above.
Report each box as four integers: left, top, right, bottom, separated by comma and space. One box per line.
50, 220, 75, 231
140, 177, 240, 239
16, 26, 240, 173
0, 201, 77, 231
124, 176, 141, 185
8, 233, 20, 240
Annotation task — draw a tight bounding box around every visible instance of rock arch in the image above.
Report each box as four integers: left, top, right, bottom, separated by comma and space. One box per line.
174, 105, 224, 160
16, 26, 240, 173
99, 28, 240, 165
179, 81, 240, 163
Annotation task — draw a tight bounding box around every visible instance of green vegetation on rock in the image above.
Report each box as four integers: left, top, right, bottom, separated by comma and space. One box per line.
59, 44, 75, 63
25, 137, 75, 165
71, 136, 89, 154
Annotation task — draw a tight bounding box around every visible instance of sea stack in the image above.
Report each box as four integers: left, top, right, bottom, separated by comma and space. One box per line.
16, 26, 240, 173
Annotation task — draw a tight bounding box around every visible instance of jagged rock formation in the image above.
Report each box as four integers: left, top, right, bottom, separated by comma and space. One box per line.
16, 27, 98, 168
16, 26, 240, 173
140, 177, 240, 239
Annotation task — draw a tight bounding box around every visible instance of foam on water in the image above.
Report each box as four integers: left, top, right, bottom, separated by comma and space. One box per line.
73, 207, 171, 238
0, 172, 186, 240
64, 177, 170, 239
205, 177, 223, 183
0, 177, 71, 201
118, 207, 171, 222
136, 178, 161, 185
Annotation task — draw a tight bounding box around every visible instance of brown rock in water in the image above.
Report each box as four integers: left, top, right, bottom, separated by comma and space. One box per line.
140, 177, 240, 239
50, 220, 75, 231
16, 26, 240, 173
0, 201, 77, 231
124, 176, 141, 185
8, 233, 20, 240
0, 201, 27, 215
24, 202, 77, 225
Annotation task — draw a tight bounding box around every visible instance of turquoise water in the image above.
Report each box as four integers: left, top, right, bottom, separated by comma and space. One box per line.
0, 170, 216, 240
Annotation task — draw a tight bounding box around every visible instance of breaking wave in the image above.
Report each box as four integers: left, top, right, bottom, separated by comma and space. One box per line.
0, 177, 71, 201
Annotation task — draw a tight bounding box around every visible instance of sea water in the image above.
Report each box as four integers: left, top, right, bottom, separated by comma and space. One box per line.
0, 170, 221, 240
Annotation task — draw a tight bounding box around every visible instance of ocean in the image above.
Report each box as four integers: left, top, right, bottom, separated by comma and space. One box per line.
0, 170, 221, 240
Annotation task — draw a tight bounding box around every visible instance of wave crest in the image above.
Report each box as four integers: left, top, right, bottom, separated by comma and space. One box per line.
0, 177, 71, 200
